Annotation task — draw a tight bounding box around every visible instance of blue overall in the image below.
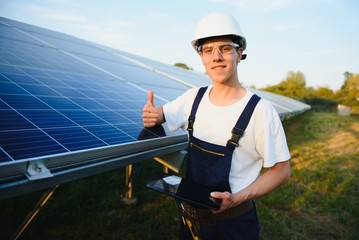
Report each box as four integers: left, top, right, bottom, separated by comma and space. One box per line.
180, 87, 261, 240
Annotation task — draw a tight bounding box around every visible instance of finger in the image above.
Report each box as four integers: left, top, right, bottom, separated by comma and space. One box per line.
142, 110, 158, 119
147, 90, 154, 107
142, 109, 158, 127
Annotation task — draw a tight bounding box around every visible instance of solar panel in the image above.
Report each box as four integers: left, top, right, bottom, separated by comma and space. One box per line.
0, 17, 192, 198
0, 17, 185, 162
0, 17, 310, 199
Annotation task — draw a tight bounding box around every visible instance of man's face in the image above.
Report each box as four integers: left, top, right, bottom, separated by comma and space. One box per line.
199, 37, 243, 85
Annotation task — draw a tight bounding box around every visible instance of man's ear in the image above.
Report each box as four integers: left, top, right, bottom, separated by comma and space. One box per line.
236, 48, 243, 63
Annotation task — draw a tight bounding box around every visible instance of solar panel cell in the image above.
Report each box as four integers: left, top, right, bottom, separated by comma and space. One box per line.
0, 94, 52, 110
57, 110, 108, 126
0, 149, 12, 163
17, 109, 77, 128
18, 83, 62, 96
0, 130, 67, 161
0, 110, 35, 130
0, 82, 30, 95
88, 111, 131, 125
69, 97, 109, 110
2, 73, 38, 84
50, 86, 88, 98
84, 125, 133, 145
36, 96, 83, 110
45, 127, 106, 151
0, 101, 11, 109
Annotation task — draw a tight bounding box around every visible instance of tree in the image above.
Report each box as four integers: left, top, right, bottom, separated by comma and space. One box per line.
174, 63, 192, 70
261, 71, 306, 100
336, 72, 359, 108
260, 71, 359, 113
311, 86, 336, 101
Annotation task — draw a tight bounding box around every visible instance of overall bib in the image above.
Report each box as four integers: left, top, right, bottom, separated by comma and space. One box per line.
180, 87, 261, 240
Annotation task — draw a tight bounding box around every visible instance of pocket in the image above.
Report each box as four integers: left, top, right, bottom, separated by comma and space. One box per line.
187, 141, 230, 190
190, 142, 225, 157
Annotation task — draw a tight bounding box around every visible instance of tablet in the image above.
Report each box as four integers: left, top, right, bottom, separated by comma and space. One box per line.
146, 175, 221, 210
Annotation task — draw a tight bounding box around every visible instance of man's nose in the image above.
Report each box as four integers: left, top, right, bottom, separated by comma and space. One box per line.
212, 48, 223, 61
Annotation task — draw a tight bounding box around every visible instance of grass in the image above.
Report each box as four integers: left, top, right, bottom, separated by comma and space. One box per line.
259, 112, 359, 240
0, 112, 358, 239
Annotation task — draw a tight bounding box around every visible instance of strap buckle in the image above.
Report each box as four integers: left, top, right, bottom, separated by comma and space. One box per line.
228, 127, 244, 147
187, 119, 195, 132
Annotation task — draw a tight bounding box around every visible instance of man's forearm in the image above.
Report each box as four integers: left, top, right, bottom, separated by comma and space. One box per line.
234, 160, 291, 204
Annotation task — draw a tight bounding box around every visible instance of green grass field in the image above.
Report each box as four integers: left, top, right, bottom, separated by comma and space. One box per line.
1, 112, 358, 240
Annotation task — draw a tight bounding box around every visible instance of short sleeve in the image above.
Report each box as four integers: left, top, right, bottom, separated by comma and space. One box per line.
163, 88, 199, 132
254, 100, 291, 168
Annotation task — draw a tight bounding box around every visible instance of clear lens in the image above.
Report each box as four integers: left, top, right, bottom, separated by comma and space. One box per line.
198, 43, 239, 56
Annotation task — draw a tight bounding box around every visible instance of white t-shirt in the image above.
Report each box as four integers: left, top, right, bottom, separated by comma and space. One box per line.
163, 86, 291, 193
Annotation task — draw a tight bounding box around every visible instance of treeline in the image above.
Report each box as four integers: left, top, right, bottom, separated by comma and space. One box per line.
260, 71, 359, 113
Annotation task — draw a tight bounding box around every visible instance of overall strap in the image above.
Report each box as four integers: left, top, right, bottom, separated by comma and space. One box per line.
187, 87, 208, 135
227, 94, 261, 151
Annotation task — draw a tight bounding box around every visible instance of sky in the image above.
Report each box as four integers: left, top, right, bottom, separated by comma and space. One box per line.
0, 0, 358, 91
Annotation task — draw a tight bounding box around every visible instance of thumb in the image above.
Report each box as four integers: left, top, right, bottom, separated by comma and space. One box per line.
147, 90, 155, 107
210, 191, 227, 199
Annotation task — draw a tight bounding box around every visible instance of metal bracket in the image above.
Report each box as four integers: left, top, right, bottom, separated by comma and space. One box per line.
153, 150, 187, 173
25, 160, 53, 180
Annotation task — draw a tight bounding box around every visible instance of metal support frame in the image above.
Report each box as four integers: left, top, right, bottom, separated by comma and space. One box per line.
153, 150, 187, 174
0, 135, 189, 238
120, 150, 187, 204
121, 165, 137, 204
10, 185, 59, 240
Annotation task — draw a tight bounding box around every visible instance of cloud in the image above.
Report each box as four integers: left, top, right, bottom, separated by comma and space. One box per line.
25, 4, 88, 23
267, 22, 302, 32
210, 0, 340, 13
300, 47, 357, 56
19, 3, 137, 46
101, 19, 135, 28
210, 0, 301, 12
145, 10, 170, 19
209, 0, 342, 13
44, 13, 87, 23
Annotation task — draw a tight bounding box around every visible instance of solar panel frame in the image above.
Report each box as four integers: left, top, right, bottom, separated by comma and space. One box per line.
0, 134, 188, 199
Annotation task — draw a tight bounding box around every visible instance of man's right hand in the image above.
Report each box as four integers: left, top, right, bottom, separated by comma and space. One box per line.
142, 90, 162, 127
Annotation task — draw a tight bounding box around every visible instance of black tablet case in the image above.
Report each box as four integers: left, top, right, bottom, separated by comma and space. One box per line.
146, 175, 220, 210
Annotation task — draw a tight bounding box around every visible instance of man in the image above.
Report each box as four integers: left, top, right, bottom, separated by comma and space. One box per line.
142, 12, 291, 240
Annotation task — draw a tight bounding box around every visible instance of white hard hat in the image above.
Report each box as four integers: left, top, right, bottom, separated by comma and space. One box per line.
191, 12, 247, 56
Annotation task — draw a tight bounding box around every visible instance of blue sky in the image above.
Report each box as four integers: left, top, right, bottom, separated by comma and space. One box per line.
1, 0, 358, 91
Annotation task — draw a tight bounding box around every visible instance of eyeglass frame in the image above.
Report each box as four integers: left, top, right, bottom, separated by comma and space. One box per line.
197, 42, 241, 56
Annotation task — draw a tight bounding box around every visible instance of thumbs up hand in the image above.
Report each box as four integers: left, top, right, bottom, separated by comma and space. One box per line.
142, 90, 163, 127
